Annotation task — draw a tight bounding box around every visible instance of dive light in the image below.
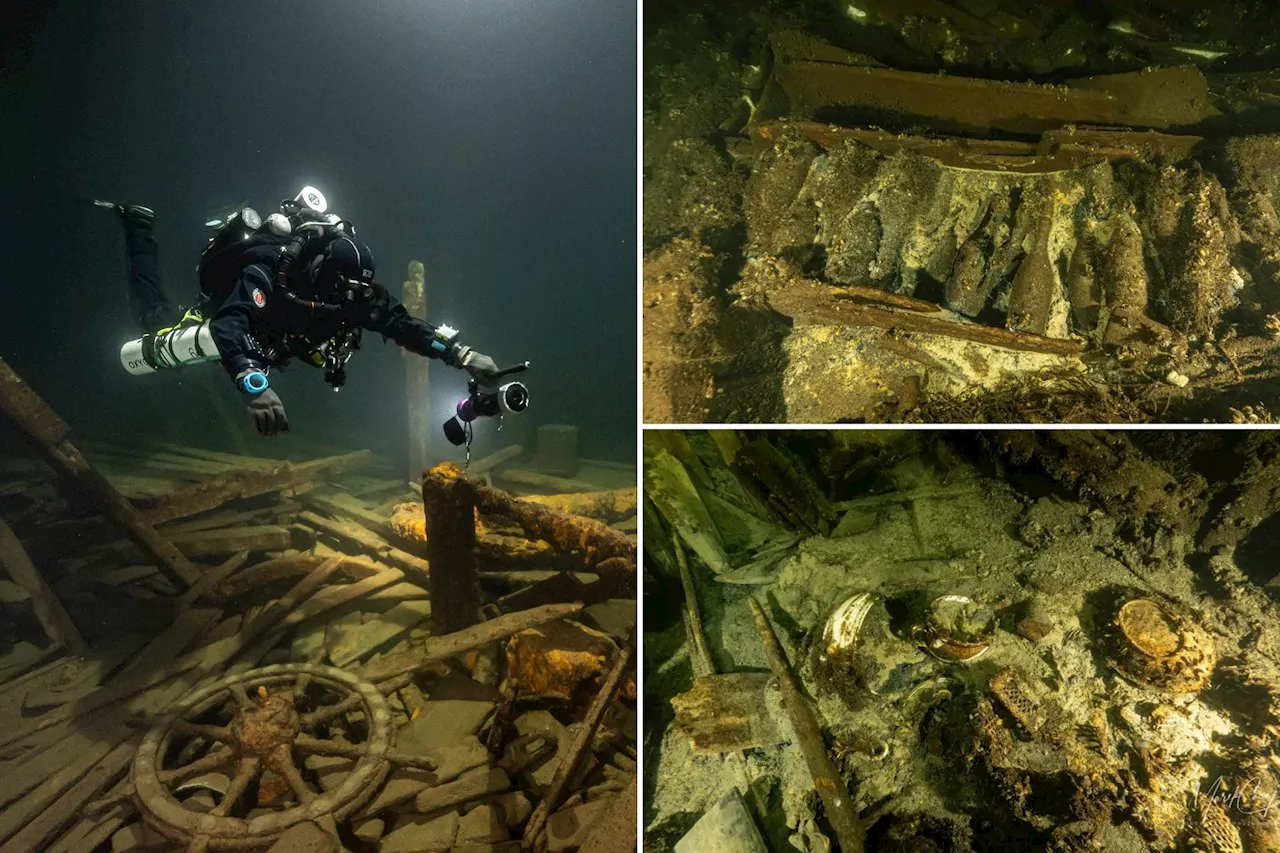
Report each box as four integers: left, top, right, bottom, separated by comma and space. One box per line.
443, 362, 531, 447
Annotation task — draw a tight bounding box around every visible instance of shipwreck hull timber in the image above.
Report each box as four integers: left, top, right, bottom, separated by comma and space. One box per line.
0, 357, 200, 589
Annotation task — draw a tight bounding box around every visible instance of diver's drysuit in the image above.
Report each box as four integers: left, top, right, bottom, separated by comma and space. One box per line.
118, 201, 500, 436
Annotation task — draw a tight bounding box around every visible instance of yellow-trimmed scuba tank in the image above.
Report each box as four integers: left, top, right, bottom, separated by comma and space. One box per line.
119, 308, 217, 375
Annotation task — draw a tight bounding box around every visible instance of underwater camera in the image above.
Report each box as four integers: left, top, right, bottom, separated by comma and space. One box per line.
443, 362, 531, 449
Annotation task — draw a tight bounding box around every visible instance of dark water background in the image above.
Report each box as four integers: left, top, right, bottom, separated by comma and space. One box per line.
0, 1, 636, 468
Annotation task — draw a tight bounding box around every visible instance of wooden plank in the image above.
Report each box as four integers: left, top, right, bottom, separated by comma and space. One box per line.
298, 511, 431, 584
0, 721, 131, 846
403, 260, 431, 481
158, 501, 300, 536
767, 279, 1087, 356
0, 739, 135, 853
496, 468, 603, 495
176, 550, 250, 608
0, 520, 85, 655
167, 524, 295, 558
330, 599, 432, 668
140, 450, 374, 526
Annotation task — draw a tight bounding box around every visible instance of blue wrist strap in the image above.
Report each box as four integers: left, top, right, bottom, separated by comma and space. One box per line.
239, 372, 269, 394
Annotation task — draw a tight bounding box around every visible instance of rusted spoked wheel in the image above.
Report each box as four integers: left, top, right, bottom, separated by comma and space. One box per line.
133, 663, 394, 851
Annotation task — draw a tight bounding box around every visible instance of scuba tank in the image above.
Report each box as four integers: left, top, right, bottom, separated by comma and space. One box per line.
120, 320, 220, 374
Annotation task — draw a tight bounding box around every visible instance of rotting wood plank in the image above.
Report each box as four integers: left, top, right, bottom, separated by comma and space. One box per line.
361, 602, 584, 684
424, 462, 481, 635
768, 279, 1087, 356
283, 567, 406, 629
496, 468, 602, 494
139, 449, 374, 525
158, 501, 301, 536
773, 56, 1219, 136
0, 357, 200, 589
302, 491, 396, 540
0, 721, 131, 846
44, 800, 132, 853
0, 520, 85, 656
166, 524, 295, 558
471, 444, 525, 476
177, 550, 250, 608
299, 510, 431, 584
212, 553, 379, 600
0, 739, 135, 853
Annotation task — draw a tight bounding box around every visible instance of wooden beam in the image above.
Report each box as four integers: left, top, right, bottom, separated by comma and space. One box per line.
423, 463, 480, 634
0, 521, 84, 656
0, 357, 200, 589
139, 449, 374, 526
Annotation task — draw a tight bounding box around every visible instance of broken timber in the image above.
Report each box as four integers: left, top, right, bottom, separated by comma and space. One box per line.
361, 602, 584, 684
521, 488, 639, 524
0, 356, 200, 589
768, 279, 1087, 356
139, 449, 374, 526
423, 462, 481, 634
472, 478, 637, 568
0, 519, 85, 656
771, 47, 1221, 136
298, 510, 431, 584
496, 468, 602, 494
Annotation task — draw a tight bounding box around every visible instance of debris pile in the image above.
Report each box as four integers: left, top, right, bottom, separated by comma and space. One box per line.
644, 429, 1280, 853
644, 2, 1280, 423
0, 357, 637, 853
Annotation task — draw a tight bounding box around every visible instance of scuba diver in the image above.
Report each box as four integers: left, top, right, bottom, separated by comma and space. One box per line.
100, 188, 507, 437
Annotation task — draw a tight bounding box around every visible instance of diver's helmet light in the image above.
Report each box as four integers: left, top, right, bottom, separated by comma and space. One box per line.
204, 218, 222, 227
296, 186, 328, 214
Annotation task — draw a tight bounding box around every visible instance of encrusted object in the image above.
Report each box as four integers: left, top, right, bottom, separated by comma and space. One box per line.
1188, 797, 1244, 853
816, 592, 876, 664
1225, 758, 1280, 853
916, 595, 996, 663
505, 619, 618, 702
969, 696, 1013, 767
810, 591, 892, 702
1106, 598, 1216, 693
988, 666, 1046, 737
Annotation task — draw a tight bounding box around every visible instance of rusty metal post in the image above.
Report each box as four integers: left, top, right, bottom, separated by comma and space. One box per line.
422, 462, 480, 634
403, 260, 431, 481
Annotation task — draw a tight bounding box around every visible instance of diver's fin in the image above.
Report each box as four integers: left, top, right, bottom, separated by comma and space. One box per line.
77, 195, 155, 228
73, 194, 121, 211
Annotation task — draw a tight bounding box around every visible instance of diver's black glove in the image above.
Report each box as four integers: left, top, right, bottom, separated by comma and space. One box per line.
460, 350, 501, 387
235, 370, 289, 436
246, 388, 289, 436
